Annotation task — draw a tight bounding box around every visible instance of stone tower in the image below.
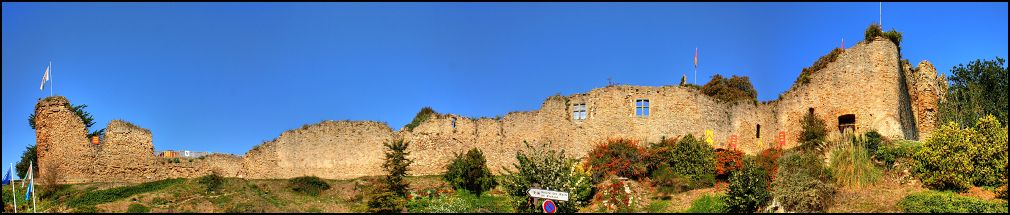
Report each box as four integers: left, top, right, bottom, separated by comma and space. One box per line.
34, 96, 97, 184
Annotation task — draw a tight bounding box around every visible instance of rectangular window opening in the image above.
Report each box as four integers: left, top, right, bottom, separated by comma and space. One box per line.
572, 103, 587, 120
635, 99, 650, 117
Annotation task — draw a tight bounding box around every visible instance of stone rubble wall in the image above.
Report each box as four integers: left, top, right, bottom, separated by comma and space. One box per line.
34, 96, 98, 184
35, 39, 945, 183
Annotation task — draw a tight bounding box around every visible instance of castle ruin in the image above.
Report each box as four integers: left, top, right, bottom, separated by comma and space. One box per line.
34, 37, 946, 183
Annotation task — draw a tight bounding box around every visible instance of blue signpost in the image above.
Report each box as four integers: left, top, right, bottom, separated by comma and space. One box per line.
543, 199, 556, 213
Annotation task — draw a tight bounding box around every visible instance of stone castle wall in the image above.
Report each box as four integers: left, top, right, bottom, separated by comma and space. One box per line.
239, 121, 395, 179
34, 96, 97, 184
35, 38, 947, 183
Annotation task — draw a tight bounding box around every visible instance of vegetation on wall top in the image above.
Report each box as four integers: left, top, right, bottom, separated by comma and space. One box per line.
701, 74, 758, 104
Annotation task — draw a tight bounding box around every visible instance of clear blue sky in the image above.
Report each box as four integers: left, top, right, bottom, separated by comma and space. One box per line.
3, 3, 1007, 168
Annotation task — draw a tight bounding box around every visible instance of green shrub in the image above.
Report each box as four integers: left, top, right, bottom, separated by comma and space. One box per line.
829, 134, 881, 189
795, 48, 844, 85
500, 141, 593, 213
725, 157, 771, 213
714, 148, 745, 180
650, 165, 692, 196
863, 131, 884, 155
798, 109, 828, 153
875, 140, 921, 168
899, 190, 1008, 213
701, 74, 758, 103
586, 138, 648, 182
368, 191, 405, 213
971, 115, 1009, 187
404, 107, 436, 132
670, 134, 716, 188
443, 148, 497, 195
864, 23, 883, 42
288, 176, 331, 196
686, 193, 728, 213
127, 203, 150, 213
382, 139, 413, 197
198, 173, 224, 193
882, 29, 903, 47
913, 116, 1008, 191
772, 151, 836, 212
67, 178, 184, 208
644, 136, 678, 175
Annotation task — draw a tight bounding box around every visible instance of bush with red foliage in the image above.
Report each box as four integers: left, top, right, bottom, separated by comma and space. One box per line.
756, 147, 785, 185
586, 138, 649, 183
714, 148, 745, 180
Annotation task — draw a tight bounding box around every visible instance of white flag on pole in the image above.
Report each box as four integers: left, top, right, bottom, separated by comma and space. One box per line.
40, 65, 50, 92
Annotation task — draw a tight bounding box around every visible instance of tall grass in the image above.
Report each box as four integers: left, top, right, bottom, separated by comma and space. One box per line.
830, 133, 881, 189
686, 193, 728, 213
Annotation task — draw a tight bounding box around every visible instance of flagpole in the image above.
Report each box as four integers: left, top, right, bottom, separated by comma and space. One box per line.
50, 61, 53, 97
32, 173, 36, 213
11, 163, 16, 213
31, 161, 36, 213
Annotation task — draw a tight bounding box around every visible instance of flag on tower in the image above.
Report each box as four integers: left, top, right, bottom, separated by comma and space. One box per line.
694, 47, 698, 68
40, 64, 50, 92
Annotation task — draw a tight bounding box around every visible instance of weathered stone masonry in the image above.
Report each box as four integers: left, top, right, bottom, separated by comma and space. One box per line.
35, 38, 946, 183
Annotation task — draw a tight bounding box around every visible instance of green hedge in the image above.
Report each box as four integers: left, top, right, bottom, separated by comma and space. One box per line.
899, 191, 1008, 213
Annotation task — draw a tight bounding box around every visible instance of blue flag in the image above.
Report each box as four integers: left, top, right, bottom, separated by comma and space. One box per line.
25, 182, 32, 201
1, 168, 10, 185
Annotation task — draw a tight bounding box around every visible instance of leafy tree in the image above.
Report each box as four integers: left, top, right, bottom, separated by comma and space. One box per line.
701, 74, 758, 103
16, 145, 37, 179
937, 57, 1008, 127
382, 139, 413, 197
443, 148, 497, 195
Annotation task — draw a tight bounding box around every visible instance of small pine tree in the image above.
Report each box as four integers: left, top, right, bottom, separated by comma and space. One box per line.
382, 139, 413, 197
443, 148, 497, 195
799, 110, 828, 153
